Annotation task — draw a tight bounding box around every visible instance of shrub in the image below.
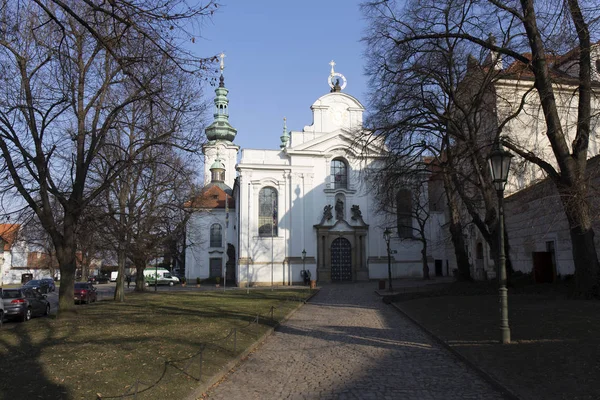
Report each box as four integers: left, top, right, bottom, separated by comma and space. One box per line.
196, 277, 201, 284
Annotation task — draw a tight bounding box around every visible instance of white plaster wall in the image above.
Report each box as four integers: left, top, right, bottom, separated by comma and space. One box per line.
237, 141, 440, 283
203, 142, 239, 188
505, 178, 576, 276
185, 209, 228, 280
495, 79, 600, 193
303, 93, 364, 134
1, 241, 56, 284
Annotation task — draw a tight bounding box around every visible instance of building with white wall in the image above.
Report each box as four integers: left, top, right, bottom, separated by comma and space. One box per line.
460, 44, 600, 281
185, 59, 450, 285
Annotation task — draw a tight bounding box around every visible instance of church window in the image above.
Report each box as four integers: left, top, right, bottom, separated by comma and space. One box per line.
330, 159, 348, 189
210, 223, 222, 247
258, 187, 278, 237
396, 189, 413, 238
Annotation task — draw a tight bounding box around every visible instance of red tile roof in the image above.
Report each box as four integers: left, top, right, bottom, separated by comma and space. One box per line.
185, 185, 235, 209
0, 224, 19, 251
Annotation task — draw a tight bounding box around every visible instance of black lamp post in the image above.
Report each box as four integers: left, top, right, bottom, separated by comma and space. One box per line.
383, 228, 393, 292
488, 140, 513, 344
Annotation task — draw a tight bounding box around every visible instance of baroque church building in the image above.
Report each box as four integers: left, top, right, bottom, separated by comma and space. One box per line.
185, 59, 451, 286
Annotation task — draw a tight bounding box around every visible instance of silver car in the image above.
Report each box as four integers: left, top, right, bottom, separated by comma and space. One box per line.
2, 288, 50, 322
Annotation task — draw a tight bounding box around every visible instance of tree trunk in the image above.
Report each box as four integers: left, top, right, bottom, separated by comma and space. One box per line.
55, 218, 78, 317
134, 263, 146, 292
114, 247, 126, 302
518, 0, 599, 297
421, 246, 430, 280
443, 172, 472, 281
559, 185, 600, 297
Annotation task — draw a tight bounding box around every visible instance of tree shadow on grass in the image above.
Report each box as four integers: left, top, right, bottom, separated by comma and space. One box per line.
0, 317, 72, 399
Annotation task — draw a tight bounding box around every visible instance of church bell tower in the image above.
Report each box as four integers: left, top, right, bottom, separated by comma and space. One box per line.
203, 53, 239, 188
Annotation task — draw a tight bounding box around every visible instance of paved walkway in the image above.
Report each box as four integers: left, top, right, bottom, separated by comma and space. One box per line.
205, 282, 508, 400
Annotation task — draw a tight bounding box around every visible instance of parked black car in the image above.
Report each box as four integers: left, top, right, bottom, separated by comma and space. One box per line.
22, 279, 51, 294
40, 278, 56, 292
88, 275, 109, 284
2, 288, 50, 322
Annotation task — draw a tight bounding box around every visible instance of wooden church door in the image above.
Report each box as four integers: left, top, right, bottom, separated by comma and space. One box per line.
331, 237, 352, 281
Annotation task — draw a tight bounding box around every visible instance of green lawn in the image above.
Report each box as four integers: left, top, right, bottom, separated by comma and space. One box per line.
0, 289, 312, 400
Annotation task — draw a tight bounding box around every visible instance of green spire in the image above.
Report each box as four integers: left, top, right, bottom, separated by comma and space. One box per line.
205, 53, 237, 143
280, 117, 290, 149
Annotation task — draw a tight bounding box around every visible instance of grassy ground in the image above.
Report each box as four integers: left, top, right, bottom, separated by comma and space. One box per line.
0, 288, 312, 400
392, 281, 600, 400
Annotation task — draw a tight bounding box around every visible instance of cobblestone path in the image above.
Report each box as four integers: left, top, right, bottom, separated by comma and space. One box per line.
205, 282, 507, 400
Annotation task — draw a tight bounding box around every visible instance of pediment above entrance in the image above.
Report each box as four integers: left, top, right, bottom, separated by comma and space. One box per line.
314, 209, 369, 231
330, 219, 354, 232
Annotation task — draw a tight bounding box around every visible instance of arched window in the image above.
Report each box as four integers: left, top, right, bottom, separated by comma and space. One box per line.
330, 158, 348, 189
396, 189, 413, 238
258, 187, 278, 237
210, 224, 222, 247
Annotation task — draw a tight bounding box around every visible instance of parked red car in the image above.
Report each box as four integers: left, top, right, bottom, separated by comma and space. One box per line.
74, 282, 97, 304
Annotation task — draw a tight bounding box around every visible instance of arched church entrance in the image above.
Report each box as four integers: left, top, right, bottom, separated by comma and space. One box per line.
314, 204, 369, 283
331, 237, 352, 281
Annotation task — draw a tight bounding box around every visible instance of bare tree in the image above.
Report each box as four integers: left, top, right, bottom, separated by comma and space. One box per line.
362, 0, 600, 297
0, 0, 217, 316
94, 78, 204, 299
362, 0, 504, 280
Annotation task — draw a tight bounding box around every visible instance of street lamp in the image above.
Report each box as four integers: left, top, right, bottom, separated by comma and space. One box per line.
488, 139, 513, 344
301, 249, 306, 285
383, 228, 393, 292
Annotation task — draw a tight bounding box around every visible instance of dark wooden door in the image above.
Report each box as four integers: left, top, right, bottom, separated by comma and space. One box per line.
532, 252, 554, 283
209, 258, 222, 278
331, 238, 352, 281
435, 259, 443, 277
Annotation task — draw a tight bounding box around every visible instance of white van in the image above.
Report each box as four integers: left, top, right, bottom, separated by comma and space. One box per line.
143, 268, 180, 286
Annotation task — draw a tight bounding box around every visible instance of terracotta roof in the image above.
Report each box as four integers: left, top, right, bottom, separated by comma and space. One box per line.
502, 53, 571, 80
27, 252, 57, 269
501, 42, 600, 81
185, 185, 235, 209
0, 224, 19, 251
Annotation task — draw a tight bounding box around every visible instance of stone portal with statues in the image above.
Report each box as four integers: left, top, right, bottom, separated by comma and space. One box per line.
314, 203, 369, 283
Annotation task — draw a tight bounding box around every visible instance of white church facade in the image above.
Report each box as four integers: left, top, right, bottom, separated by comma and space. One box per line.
185, 59, 451, 286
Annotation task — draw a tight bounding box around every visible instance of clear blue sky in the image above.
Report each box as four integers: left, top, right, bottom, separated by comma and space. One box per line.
196, 0, 369, 151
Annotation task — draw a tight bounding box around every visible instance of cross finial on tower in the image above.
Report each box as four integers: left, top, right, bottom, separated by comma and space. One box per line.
219, 52, 226, 71
329, 60, 336, 76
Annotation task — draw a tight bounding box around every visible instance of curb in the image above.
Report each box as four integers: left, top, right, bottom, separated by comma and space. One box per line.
186, 288, 321, 400
389, 301, 521, 400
